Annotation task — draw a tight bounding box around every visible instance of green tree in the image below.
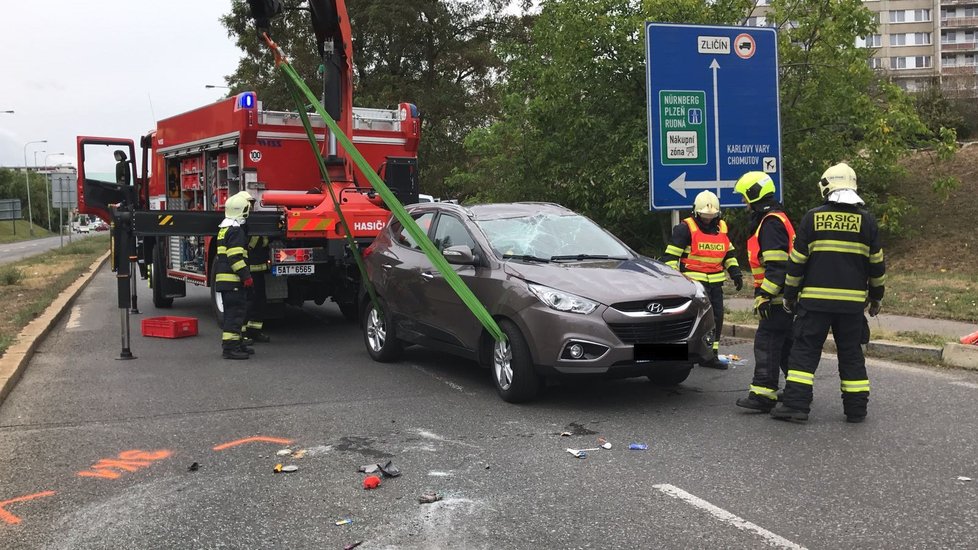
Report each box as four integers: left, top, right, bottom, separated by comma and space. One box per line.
0, 168, 53, 232
221, 0, 513, 196
450, 0, 954, 252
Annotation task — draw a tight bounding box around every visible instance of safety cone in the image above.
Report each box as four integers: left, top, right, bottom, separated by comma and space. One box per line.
961, 330, 978, 346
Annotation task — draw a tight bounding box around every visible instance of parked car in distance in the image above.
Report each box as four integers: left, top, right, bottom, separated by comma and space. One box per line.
361, 202, 716, 402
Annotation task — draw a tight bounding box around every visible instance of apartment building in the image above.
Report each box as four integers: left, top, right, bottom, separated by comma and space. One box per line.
748, 0, 978, 97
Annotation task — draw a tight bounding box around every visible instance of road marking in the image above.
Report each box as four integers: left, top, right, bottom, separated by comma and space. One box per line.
77, 449, 172, 480
411, 364, 470, 394
951, 381, 978, 390
653, 484, 807, 550
212, 436, 293, 451
66, 306, 83, 331
0, 490, 56, 525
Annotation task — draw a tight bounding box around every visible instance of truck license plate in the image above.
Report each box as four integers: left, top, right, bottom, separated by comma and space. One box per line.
272, 264, 315, 276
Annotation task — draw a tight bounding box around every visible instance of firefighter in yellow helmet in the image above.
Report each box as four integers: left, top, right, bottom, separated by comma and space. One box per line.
663, 190, 743, 369
733, 172, 797, 412
772, 162, 884, 423
214, 191, 255, 360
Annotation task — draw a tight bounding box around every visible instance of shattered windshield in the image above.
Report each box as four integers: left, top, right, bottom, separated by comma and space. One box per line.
474, 213, 632, 260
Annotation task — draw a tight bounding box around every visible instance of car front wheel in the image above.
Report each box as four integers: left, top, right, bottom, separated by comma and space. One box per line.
362, 298, 402, 362
491, 320, 541, 403
648, 364, 694, 386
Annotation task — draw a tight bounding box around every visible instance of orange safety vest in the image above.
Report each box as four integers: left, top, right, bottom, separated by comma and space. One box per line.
747, 211, 795, 289
681, 218, 731, 284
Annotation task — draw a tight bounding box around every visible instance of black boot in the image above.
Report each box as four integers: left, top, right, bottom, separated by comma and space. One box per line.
700, 356, 728, 370
247, 329, 271, 343
770, 403, 809, 422
223, 348, 250, 360
238, 344, 255, 355
845, 414, 866, 423
736, 395, 775, 412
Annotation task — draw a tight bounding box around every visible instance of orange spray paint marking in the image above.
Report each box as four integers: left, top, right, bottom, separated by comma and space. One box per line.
77, 449, 172, 480
0, 490, 56, 525
213, 436, 293, 451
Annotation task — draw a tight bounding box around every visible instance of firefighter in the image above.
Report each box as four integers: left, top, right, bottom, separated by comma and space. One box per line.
243, 208, 271, 344
772, 163, 884, 423
663, 191, 743, 369
733, 171, 796, 412
215, 191, 255, 360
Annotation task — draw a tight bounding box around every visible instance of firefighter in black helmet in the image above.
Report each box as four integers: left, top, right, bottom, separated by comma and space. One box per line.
772, 162, 884, 423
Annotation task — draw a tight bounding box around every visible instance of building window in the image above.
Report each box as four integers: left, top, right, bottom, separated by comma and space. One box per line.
745, 16, 767, 27
869, 57, 886, 69
890, 9, 931, 23
890, 56, 933, 70
857, 34, 883, 48
891, 33, 932, 46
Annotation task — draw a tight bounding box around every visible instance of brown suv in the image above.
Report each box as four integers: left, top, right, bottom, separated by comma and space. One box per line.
361, 202, 716, 402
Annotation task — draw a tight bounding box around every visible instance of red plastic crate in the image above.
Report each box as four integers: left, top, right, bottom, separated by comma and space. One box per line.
141, 316, 198, 339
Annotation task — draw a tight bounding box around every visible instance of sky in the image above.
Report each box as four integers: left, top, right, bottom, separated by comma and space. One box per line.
0, 1, 243, 172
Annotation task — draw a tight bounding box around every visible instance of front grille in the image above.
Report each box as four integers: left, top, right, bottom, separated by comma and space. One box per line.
608, 318, 695, 344
611, 297, 690, 313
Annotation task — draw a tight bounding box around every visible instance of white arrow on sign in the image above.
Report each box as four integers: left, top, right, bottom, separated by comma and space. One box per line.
710, 58, 721, 184
668, 172, 737, 198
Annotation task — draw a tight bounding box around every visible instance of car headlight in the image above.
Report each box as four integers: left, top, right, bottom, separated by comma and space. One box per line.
692, 280, 708, 301
528, 283, 599, 315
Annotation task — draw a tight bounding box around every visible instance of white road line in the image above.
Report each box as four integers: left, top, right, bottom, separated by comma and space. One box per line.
951, 381, 978, 390
66, 306, 83, 330
653, 484, 807, 550
410, 364, 471, 394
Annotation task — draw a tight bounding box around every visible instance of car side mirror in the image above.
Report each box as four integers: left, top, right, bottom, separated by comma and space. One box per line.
443, 245, 476, 265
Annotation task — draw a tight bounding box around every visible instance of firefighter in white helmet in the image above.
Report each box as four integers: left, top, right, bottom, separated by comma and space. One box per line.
663, 190, 743, 369
214, 191, 255, 360
773, 162, 885, 423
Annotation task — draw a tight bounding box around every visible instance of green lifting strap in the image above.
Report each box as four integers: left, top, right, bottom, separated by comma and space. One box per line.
266, 36, 504, 343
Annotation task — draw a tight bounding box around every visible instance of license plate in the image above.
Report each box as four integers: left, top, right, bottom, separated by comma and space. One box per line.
272, 264, 315, 276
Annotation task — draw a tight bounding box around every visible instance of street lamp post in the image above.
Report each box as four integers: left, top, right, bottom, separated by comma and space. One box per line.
23, 139, 47, 236
44, 152, 66, 231
204, 84, 230, 89
33, 150, 46, 232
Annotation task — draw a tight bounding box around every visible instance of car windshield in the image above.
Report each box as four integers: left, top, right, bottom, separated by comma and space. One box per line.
474, 213, 632, 260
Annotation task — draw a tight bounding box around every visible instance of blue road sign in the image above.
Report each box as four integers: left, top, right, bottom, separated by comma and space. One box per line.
646, 23, 782, 210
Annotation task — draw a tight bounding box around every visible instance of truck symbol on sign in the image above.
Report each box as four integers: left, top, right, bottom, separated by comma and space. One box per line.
738, 42, 752, 51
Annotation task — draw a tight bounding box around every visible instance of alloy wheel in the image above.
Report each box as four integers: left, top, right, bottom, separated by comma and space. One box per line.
366, 306, 386, 352
493, 338, 513, 390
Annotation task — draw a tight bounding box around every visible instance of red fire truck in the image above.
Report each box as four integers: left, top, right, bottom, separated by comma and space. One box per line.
76, 0, 420, 322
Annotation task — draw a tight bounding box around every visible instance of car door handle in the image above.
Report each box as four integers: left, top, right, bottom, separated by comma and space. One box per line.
382, 263, 393, 270
421, 271, 435, 280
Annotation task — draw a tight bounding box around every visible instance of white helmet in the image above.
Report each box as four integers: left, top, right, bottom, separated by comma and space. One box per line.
224, 191, 254, 222
818, 162, 857, 198
693, 190, 720, 219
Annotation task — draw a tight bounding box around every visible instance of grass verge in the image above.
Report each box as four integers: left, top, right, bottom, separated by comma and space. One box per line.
0, 235, 109, 357
0, 220, 53, 244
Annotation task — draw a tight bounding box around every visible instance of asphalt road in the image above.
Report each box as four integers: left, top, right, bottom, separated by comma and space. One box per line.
0, 232, 98, 264
1, 267, 976, 549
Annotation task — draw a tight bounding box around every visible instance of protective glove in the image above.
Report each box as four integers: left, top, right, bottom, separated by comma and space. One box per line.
733, 276, 744, 292
243, 277, 254, 289
783, 297, 796, 314
753, 295, 772, 320
867, 299, 882, 317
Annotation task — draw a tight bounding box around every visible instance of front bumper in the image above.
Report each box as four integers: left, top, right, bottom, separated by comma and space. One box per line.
513, 300, 715, 376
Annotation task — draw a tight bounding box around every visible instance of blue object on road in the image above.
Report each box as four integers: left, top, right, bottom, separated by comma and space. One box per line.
645, 23, 782, 210
629, 443, 649, 450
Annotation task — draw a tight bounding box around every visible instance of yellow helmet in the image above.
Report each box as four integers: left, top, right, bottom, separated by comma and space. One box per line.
733, 171, 775, 204
693, 190, 720, 218
224, 191, 254, 221
818, 162, 857, 198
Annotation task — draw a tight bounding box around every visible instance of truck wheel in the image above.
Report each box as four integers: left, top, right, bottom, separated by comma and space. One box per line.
362, 298, 401, 362
209, 262, 225, 327
151, 243, 173, 308
648, 364, 694, 386
490, 320, 541, 403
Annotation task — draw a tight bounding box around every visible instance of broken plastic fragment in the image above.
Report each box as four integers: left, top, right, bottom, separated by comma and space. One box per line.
379, 460, 401, 478
560, 431, 572, 437
628, 443, 649, 450
419, 492, 443, 504
280, 465, 298, 473
566, 447, 599, 458
276, 449, 292, 456
335, 518, 353, 526
358, 463, 380, 474
597, 437, 612, 450
273, 463, 283, 473
958, 476, 973, 482
292, 449, 307, 459
363, 475, 381, 489
344, 542, 363, 550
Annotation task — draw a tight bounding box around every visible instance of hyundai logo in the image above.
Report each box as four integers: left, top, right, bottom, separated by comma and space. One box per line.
646, 302, 664, 314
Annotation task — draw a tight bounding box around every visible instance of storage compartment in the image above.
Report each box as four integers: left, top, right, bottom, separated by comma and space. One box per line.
141, 316, 198, 339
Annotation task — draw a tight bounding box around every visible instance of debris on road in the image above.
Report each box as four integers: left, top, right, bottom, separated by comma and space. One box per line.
188, 462, 200, 472
363, 475, 382, 489
273, 464, 299, 473
344, 542, 363, 550
419, 492, 443, 504
358, 463, 380, 474
335, 518, 353, 526
566, 447, 599, 459
378, 460, 401, 478
958, 476, 973, 482
276, 449, 292, 457
559, 431, 572, 437
292, 449, 307, 459
597, 437, 612, 450
628, 443, 649, 450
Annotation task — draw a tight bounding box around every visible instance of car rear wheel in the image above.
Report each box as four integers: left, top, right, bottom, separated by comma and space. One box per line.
363, 298, 402, 362
491, 320, 541, 403
648, 364, 694, 386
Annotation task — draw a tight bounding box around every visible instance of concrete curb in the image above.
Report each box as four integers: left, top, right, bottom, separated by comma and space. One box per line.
722, 323, 978, 370
0, 251, 110, 404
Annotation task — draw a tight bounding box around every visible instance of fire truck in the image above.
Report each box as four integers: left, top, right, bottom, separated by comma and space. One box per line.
76, 0, 420, 322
